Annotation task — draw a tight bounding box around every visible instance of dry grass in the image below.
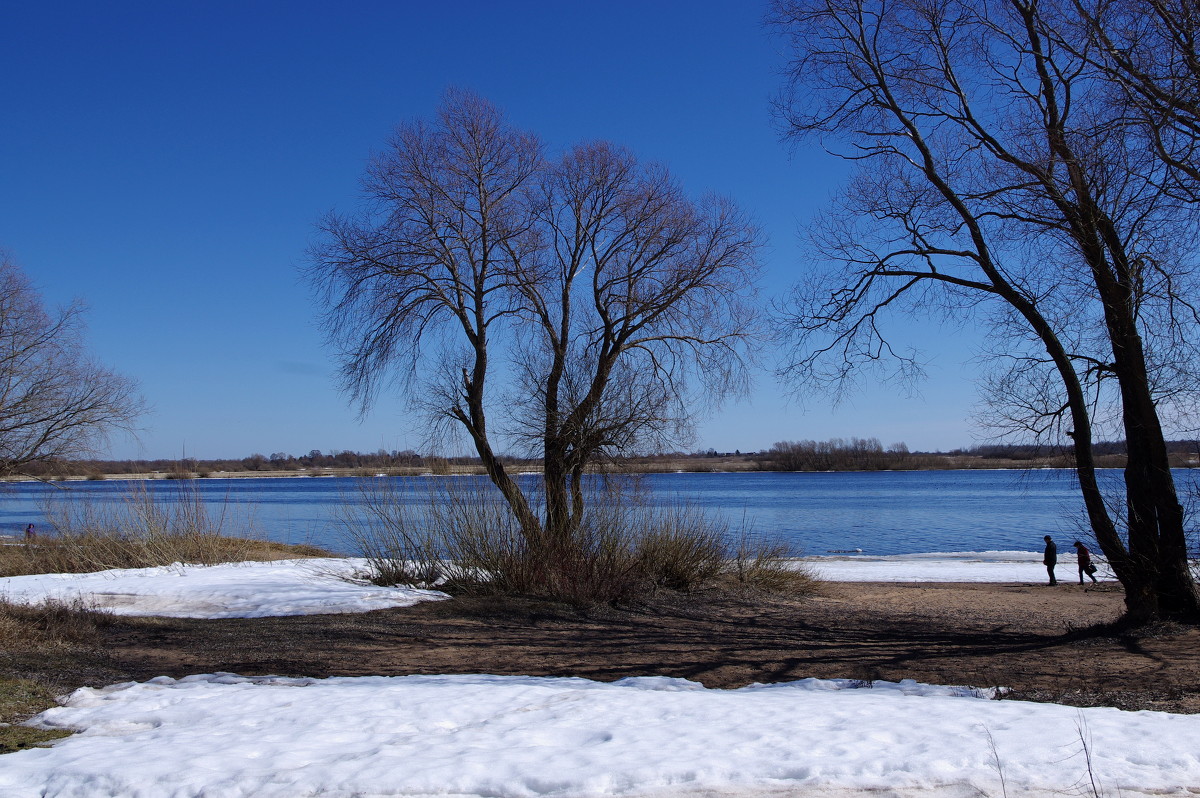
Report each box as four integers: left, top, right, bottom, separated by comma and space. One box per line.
0, 536, 330, 578
1, 482, 330, 578
726, 535, 819, 594
0, 482, 332, 751
0, 597, 111, 651
0, 598, 117, 752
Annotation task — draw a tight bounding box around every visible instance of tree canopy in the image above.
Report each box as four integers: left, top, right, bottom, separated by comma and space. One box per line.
0, 253, 143, 476
309, 91, 761, 554
772, 0, 1200, 621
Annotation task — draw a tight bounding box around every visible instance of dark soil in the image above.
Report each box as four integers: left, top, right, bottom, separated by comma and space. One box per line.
10, 580, 1200, 714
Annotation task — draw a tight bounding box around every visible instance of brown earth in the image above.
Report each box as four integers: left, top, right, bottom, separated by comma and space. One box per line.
9, 579, 1200, 714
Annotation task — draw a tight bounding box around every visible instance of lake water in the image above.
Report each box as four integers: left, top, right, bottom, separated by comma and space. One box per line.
3, 469, 1195, 557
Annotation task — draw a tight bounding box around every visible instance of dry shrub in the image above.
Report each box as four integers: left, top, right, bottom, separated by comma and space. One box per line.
0, 597, 112, 652
339, 478, 448, 588
632, 507, 727, 591
0, 482, 330, 578
728, 533, 819, 593
342, 477, 818, 603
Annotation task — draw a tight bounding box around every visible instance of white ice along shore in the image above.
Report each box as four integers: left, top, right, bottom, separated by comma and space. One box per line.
806, 549, 1113, 583
3, 673, 1199, 798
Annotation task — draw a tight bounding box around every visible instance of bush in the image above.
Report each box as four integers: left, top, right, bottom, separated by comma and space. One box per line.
728, 533, 819, 593
339, 478, 448, 588
340, 478, 817, 604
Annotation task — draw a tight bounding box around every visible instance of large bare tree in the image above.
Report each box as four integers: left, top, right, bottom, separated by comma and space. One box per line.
772, 0, 1200, 621
0, 253, 143, 476
309, 91, 760, 559
1070, 0, 1200, 195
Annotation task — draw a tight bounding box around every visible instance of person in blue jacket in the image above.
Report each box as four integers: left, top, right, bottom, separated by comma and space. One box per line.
1043, 535, 1057, 585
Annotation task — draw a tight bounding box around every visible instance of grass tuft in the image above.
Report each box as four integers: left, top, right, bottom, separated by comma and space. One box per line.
0, 597, 112, 651
0, 677, 73, 753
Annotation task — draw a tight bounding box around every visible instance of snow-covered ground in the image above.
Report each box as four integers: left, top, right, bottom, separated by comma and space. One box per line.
0, 558, 448, 618
3, 673, 1199, 797
6, 553, 1194, 798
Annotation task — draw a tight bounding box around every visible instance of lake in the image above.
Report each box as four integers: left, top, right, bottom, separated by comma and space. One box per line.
3, 469, 1194, 556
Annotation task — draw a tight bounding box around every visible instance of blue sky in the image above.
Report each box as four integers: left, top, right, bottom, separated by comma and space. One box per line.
0, 1, 982, 460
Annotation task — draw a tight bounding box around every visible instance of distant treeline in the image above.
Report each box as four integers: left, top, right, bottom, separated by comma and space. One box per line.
952, 441, 1200, 459
757, 438, 918, 471
755, 438, 1200, 471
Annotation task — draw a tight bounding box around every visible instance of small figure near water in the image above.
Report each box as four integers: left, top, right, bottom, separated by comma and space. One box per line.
24, 523, 36, 541
1073, 540, 1099, 585
1043, 535, 1057, 585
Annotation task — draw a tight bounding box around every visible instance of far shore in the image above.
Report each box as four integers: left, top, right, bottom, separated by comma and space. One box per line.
9, 452, 1194, 483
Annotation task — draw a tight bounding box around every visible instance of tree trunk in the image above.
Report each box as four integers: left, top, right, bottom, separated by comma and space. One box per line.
543, 439, 574, 547
1083, 218, 1199, 621
1112, 329, 1199, 621
457, 350, 544, 547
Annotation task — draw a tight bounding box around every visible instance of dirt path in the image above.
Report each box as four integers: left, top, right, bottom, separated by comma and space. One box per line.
31, 580, 1194, 714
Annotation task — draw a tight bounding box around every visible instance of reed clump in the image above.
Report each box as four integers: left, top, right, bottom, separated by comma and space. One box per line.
341, 478, 815, 604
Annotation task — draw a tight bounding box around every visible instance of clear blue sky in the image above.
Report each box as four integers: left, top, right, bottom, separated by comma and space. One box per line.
0, 0, 982, 460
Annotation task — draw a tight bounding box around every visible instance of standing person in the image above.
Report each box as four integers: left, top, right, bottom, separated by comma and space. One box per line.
24, 523, 35, 541
1073, 540, 1099, 585
1043, 535, 1057, 585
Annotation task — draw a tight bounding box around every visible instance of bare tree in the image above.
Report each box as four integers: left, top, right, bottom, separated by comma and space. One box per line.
309, 91, 760, 559
0, 253, 143, 476
772, 0, 1200, 621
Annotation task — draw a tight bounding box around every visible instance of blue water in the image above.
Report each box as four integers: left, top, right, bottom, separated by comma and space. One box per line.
2, 470, 1193, 556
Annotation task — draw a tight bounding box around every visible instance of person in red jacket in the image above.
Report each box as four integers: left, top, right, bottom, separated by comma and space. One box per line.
1073, 540, 1099, 585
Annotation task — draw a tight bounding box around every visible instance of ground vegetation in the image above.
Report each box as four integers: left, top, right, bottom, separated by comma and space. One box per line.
340, 477, 811, 604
